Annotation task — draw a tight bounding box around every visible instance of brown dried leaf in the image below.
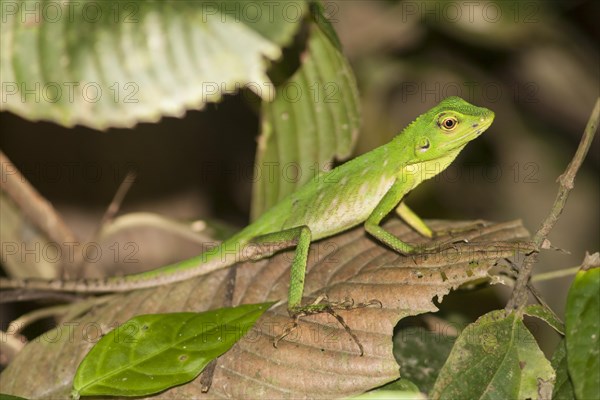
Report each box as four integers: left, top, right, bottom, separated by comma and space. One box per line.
0, 219, 529, 399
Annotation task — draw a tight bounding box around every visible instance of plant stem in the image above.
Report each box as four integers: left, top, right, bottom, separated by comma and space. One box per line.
506, 98, 600, 311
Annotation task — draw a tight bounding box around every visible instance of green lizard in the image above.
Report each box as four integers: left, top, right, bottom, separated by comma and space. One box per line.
1, 96, 494, 347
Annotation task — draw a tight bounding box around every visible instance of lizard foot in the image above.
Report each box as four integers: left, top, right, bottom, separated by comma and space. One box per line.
273, 295, 382, 356
413, 223, 495, 255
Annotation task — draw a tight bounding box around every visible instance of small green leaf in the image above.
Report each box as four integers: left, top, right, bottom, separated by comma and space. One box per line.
524, 304, 565, 335
565, 267, 600, 400
551, 339, 575, 400
430, 310, 554, 400
72, 302, 273, 397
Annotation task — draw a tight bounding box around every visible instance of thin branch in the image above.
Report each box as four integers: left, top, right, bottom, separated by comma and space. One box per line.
9, 304, 75, 334
68, 170, 136, 272
530, 266, 581, 283
98, 170, 137, 230
0, 290, 84, 304
506, 98, 600, 311
0, 152, 81, 277
500, 258, 563, 325
526, 282, 562, 322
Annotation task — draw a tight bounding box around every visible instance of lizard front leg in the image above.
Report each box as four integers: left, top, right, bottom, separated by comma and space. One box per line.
370, 184, 485, 254
396, 201, 489, 248
395, 201, 434, 239
365, 180, 418, 254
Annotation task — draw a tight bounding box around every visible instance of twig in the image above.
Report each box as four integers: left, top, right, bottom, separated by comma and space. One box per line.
501, 258, 564, 326
72, 171, 136, 272
7, 295, 115, 333
525, 282, 562, 322
201, 254, 238, 392
0, 152, 81, 277
9, 304, 75, 334
506, 98, 600, 311
98, 170, 137, 230
530, 266, 581, 283
0, 290, 84, 304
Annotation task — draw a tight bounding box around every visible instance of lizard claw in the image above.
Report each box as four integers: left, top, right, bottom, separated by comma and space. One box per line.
273, 313, 302, 349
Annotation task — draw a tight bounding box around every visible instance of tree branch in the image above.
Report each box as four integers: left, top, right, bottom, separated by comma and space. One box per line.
506, 98, 600, 311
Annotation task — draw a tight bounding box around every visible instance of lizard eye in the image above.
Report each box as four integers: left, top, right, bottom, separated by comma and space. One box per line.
440, 116, 458, 131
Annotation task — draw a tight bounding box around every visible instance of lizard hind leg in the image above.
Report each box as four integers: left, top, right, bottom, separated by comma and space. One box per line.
253, 226, 381, 356
273, 295, 382, 356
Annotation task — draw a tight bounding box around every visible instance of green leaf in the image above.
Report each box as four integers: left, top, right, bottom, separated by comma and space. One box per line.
551, 339, 575, 400
72, 302, 273, 398
565, 267, 600, 400
308, 1, 342, 50
524, 304, 565, 335
430, 310, 554, 400
251, 14, 360, 219
1, 0, 307, 129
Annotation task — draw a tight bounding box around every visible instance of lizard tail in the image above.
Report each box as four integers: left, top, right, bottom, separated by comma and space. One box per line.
0, 236, 251, 294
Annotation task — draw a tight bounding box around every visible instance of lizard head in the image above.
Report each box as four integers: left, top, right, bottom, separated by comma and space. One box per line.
406, 96, 495, 163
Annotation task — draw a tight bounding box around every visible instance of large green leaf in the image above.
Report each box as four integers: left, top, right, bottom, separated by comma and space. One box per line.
0, 0, 306, 129
251, 13, 360, 219
72, 303, 272, 397
430, 310, 554, 400
565, 267, 600, 400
